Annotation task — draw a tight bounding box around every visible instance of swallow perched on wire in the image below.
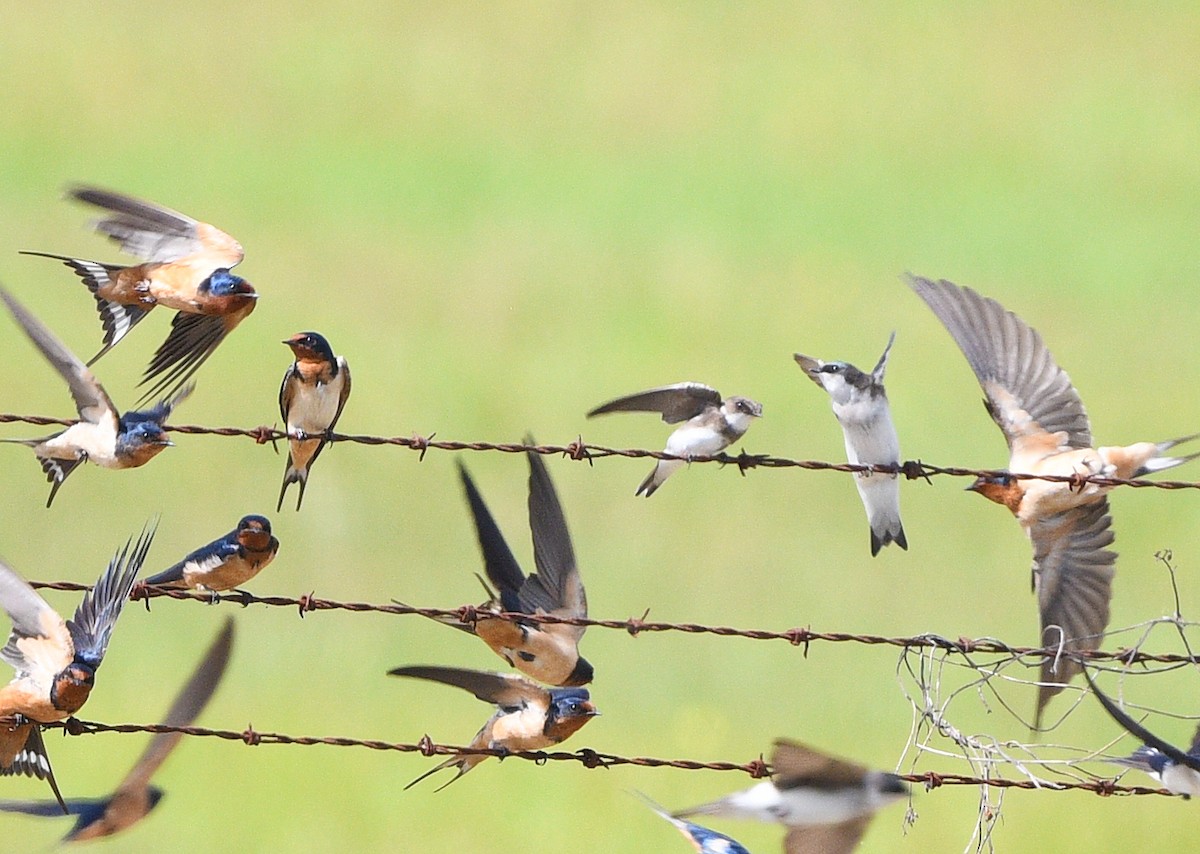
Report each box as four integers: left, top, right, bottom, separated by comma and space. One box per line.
795, 332, 907, 556
0, 525, 155, 810
0, 618, 234, 841
906, 275, 1196, 724
277, 332, 352, 511
1085, 669, 1200, 798
388, 665, 598, 790
636, 792, 751, 854
143, 516, 278, 599
0, 287, 190, 507
676, 739, 909, 854
22, 185, 257, 404
402, 447, 592, 686
587, 383, 763, 496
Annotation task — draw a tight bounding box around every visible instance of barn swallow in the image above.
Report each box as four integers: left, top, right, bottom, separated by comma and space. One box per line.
795, 333, 907, 556
0, 287, 190, 506
0, 525, 154, 808
401, 448, 592, 686
587, 383, 763, 496
277, 332, 352, 511
1085, 669, 1200, 797
22, 185, 257, 404
636, 792, 752, 854
0, 618, 234, 841
144, 516, 278, 598
676, 739, 909, 854
906, 275, 1195, 724
388, 665, 598, 790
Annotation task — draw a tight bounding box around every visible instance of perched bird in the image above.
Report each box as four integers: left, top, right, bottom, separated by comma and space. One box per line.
676, 739, 909, 854
144, 516, 278, 598
587, 383, 763, 496
0, 618, 234, 841
23, 185, 257, 403
795, 332, 907, 556
388, 665, 598, 790
277, 332, 352, 511
0, 525, 155, 809
906, 275, 1197, 725
636, 792, 751, 854
1085, 669, 1200, 798
0, 287, 190, 507
401, 447, 592, 687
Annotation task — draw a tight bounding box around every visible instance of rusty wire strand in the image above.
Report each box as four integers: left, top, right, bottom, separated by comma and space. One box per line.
41, 718, 1172, 797
2, 413, 1200, 490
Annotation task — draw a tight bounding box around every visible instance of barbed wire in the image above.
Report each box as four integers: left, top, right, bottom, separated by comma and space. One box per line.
41, 718, 1174, 797
3, 413, 1200, 491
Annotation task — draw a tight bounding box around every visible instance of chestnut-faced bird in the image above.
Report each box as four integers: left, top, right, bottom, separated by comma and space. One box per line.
277, 332, 351, 511
144, 516, 278, 598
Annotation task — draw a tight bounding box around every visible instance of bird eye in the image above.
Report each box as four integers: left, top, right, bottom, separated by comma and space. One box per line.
822, 364, 841, 373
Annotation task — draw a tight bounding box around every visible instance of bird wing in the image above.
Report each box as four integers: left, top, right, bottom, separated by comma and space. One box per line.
332, 357, 352, 429
458, 463, 526, 613
116, 619, 234, 794
906, 275, 1092, 451
137, 311, 245, 405
784, 817, 871, 854
69, 186, 244, 267
771, 738, 871, 789
0, 561, 72, 682
872, 331, 897, 382
1031, 499, 1116, 724
523, 446, 586, 627
388, 666, 542, 709
0, 287, 117, 429
67, 525, 156, 670
587, 383, 723, 424
1084, 669, 1200, 773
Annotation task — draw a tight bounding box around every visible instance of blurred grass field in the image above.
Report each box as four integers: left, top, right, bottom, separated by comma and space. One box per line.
2, 3, 1200, 851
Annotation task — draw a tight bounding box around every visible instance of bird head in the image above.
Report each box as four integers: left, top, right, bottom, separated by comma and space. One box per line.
966, 473, 1022, 515
283, 331, 335, 364
203, 269, 257, 298
235, 515, 274, 549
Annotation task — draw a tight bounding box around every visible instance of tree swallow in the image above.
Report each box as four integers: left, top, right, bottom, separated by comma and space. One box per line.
144, 515, 279, 599
0, 618, 234, 841
587, 383, 763, 496
794, 332, 907, 556
0, 287, 191, 507
675, 739, 909, 854
906, 274, 1193, 726
401, 445, 592, 686
636, 791, 751, 854
387, 665, 598, 790
277, 331, 352, 511
22, 185, 258, 404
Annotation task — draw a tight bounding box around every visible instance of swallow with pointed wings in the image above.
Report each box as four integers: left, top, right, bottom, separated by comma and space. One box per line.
587, 383, 762, 496
23, 185, 257, 403
388, 665, 598, 790
144, 516, 278, 597
906, 275, 1198, 726
0, 287, 189, 506
0, 618, 233, 841
277, 332, 351, 511
677, 739, 909, 854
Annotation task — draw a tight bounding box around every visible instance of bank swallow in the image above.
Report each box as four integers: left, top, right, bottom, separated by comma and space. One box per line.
587, 383, 762, 496
388, 665, 598, 790
0, 287, 190, 507
277, 332, 352, 511
0, 526, 154, 807
144, 516, 278, 598
906, 274, 1193, 725
636, 792, 751, 854
23, 185, 258, 403
676, 739, 909, 854
1085, 669, 1200, 798
795, 333, 907, 556
0, 618, 234, 841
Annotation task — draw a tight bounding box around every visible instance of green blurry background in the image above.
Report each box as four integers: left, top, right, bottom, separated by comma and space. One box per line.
2, 3, 1199, 851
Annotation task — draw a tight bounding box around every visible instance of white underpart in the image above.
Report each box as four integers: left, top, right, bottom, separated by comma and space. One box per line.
700, 779, 898, 826
288, 376, 343, 434
1159, 764, 1200, 797
37, 422, 119, 467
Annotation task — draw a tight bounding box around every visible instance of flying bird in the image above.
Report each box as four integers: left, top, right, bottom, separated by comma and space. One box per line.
401, 447, 592, 686
0, 618, 234, 841
388, 665, 598, 790
277, 332, 352, 511
676, 739, 909, 854
906, 274, 1197, 725
636, 792, 751, 854
144, 516, 278, 599
22, 185, 257, 404
587, 383, 762, 496
0, 525, 155, 811
795, 332, 907, 556
0, 287, 189, 506
1085, 669, 1200, 798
